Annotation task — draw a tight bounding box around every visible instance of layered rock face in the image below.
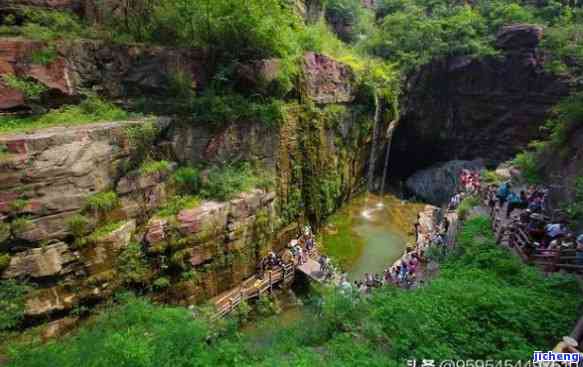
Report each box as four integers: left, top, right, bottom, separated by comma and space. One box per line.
390, 24, 573, 178
0, 43, 377, 325
0, 38, 208, 113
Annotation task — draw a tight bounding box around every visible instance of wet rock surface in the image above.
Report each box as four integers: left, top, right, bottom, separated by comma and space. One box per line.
406, 160, 485, 204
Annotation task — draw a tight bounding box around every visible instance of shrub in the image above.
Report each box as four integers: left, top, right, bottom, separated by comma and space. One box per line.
140, 160, 172, 175
0, 96, 132, 134
172, 167, 201, 195
156, 195, 201, 218
66, 214, 91, 239
85, 191, 120, 217
513, 151, 542, 184
457, 195, 480, 220
10, 217, 33, 235
30, 47, 58, 65
201, 163, 259, 201
9, 198, 28, 212
2, 75, 47, 99
117, 243, 150, 285
0, 222, 10, 243
0, 280, 30, 331
85, 221, 124, 245
7, 7, 91, 41
563, 176, 583, 220
481, 170, 503, 185
124, 121, 161, 169
190, 92, 284, 127
153, 277, 171, 291
0, 253, 11, 273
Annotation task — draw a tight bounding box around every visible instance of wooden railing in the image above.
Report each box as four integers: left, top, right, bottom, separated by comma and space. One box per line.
212, 263, 295, 320
487, 198, 583, 274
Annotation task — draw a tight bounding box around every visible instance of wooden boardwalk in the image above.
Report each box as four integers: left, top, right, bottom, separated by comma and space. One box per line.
210, 248, 334, 319
211, 263, 295, 319
487, 196, 583, 275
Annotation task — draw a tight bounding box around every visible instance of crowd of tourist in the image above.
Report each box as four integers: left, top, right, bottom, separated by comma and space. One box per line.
485, 181, 583, 266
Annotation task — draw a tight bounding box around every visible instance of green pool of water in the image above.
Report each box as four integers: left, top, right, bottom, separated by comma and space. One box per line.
320, 193, 424, 281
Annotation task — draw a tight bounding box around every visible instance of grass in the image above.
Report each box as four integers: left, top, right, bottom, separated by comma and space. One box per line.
2, 75, 47, 99
0, 97, 133, 134
156, 196, 201, 218
457, 195, 480, 220
84, 221, 125, 245
201, 162, 274, 201
85, 191, 120, 216
140, 160, 172, 175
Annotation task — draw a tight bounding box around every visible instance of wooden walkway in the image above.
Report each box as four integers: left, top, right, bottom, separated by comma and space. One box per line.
487, 197, 583, 275
210, 245, 338, 319
211, 263, 295, 319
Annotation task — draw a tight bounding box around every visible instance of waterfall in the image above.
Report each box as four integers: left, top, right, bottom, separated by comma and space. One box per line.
366, 92, 381, 192
379, 118, 400, 198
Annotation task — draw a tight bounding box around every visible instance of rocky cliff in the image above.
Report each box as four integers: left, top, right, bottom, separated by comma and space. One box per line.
390, 24, 575, 178
0, 38, 380, 327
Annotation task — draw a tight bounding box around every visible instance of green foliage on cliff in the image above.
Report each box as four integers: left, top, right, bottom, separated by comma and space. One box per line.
369, 0, 582, 74
7, 217, 581, 365
156, 196, 201, 218
85, 192, 120, 217
140, 160, 173, 175
172, 167, 202, 196
189, 93, 286, 127
65, 214, 91, 242
0, 7, 91, 41
0, 254, 10, 273
201, 162, 273, 201
457, 194, 480, 220
562, 176, 583, 220
0, 96, 133, 134
1, 76, 47, 99
512, 92, 583, 185
30, 47, 58, 65
0, 280, 30, 332
117, 243, 151, 286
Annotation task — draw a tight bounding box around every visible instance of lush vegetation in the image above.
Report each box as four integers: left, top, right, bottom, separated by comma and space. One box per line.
512, 92, 583, 192
6, 217, 579, 365
0, 96, 134, 134
368, 0, 583, 72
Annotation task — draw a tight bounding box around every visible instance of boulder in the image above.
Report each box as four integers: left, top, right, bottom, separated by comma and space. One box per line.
405, 160, 485, 204
25, 286, 76, 316
41, 316, 79, 341
95, 220, 136, 250
2, 242, 77, 279
177, 201, 228, 236
302, 52, 355, 104
0, 84, 25, 110
144, 218, 168, 244
116, 164, 176, 195
496, 24, 543, 50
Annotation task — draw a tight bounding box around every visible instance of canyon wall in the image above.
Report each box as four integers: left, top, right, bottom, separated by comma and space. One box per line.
0, 38, 380, 327
390, 24, 575, 178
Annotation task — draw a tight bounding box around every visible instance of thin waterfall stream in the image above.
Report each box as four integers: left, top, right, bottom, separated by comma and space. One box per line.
366, 92, 381, 193
379, 118, 400, 198
363, 92, 383, 218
